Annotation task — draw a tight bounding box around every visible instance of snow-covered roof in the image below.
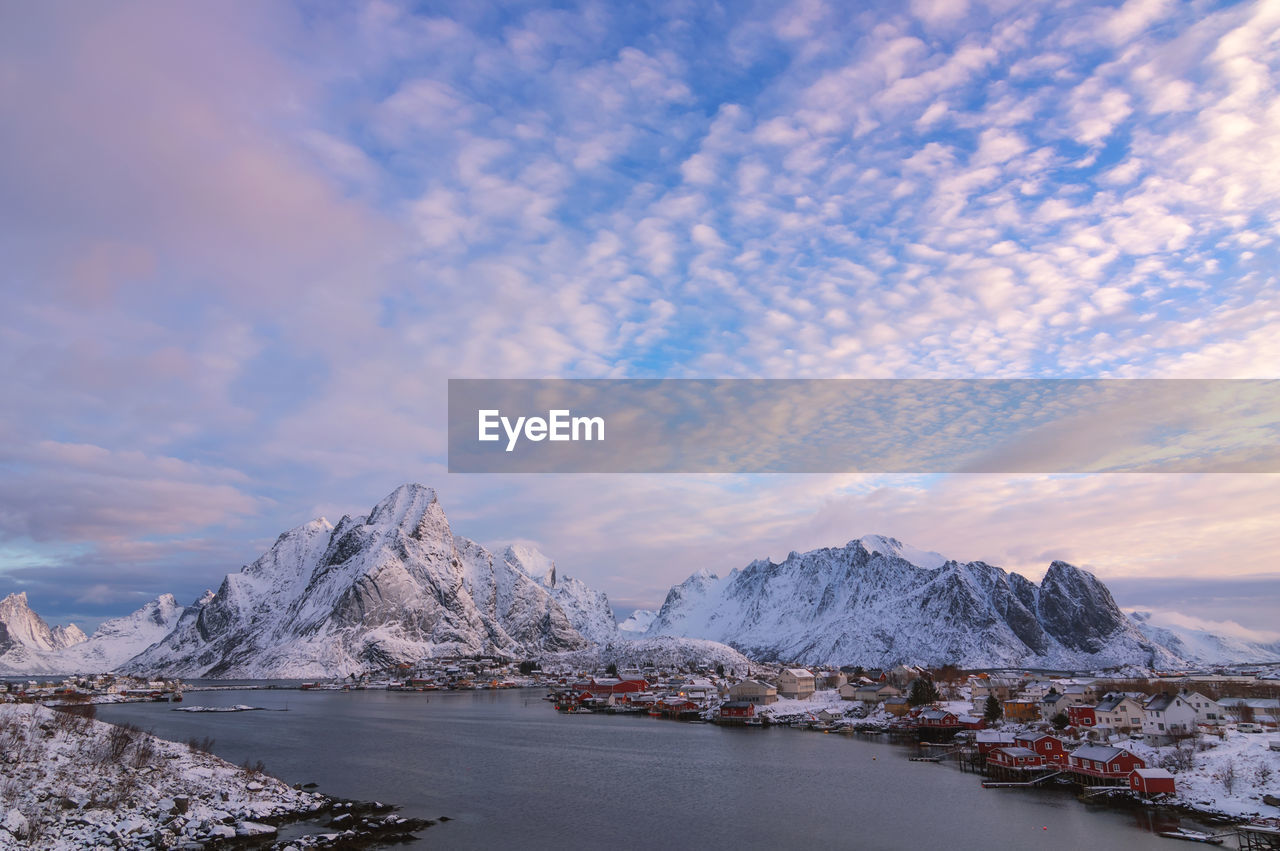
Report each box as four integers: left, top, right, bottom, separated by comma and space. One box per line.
783, 668, 814, 678
1071, 744, 1127, 761
992, 747, 1038, 758
1132, 767, 1174, 779
976, 731, 1016, 743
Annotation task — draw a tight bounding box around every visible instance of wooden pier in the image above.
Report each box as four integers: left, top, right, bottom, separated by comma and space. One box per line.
981, 771, 1062, 788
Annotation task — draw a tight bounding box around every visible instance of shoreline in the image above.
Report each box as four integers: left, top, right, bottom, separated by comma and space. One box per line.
0, 703, 443, 849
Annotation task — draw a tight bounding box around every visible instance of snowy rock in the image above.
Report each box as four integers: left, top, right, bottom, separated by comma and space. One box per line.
235, 820, 277, 836
1, 807, 29, 839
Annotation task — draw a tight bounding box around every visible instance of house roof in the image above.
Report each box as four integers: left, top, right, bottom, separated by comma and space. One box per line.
731, 679, 773, 690
921, 709, 954, 720
1145, 693, 1179, 712
783, 668, 814, 678
993, 747, 1038, 758
1071, 745, 1127, 761
976, 731, 1016, 743
1132, 768, 1174, 779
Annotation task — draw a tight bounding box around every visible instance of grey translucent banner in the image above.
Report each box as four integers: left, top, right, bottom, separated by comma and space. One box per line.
447, 379, 1280, 474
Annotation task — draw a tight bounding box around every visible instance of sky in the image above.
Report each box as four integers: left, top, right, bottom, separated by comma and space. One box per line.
1, 0, 1278, 639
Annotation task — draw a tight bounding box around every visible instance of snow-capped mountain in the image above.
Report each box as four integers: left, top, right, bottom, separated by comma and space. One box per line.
503, 544, 619, 645
0, 592, 85, 653
644, 539, 1185, 669
123, 485, 610, 678
1, 593, 196, 675
618, 609, 657, 634
1128, 611, 1280, 664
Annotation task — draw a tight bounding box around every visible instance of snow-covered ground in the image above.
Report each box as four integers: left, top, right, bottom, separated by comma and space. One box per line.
0, 703, 327, 847
1116, 729, 1280, 819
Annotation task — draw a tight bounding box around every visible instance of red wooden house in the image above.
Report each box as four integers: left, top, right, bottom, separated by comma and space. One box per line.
1067, 705, 1097, 728
1014, 733, 1069, 767
975, 731, 1016, 755
918, 709, 959, 728
1067, 745, 1145, 785
718, 701, 756, 721
988, 746, 1044, 770
1129, 767, 1176, 797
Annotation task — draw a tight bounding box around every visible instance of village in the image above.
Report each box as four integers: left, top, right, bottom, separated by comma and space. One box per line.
544, 661, 1280, 845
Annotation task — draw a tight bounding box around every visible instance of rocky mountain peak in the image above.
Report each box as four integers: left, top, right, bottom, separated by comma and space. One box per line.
0, 591, 84, 651
366, 483, 445, 542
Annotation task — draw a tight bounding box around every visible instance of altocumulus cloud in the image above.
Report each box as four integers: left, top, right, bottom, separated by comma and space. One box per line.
0, 0, 1277, 630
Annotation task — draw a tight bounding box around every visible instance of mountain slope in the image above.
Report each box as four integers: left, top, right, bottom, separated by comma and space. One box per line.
0, 592, 90, 674
645, 540, 1182, 669
0, 592, 84, 652
124, 485, 595, 677
504, 545, 618, 645
1128, 611, 1280, 664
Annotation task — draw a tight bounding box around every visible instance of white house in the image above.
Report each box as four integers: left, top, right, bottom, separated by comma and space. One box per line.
777, 669, 816, 700
1143, 693, 1198, 738
1181, 691, 1224, 726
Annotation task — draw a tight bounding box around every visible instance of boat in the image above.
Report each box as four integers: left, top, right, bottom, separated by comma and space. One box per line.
1156, 829, 1225, 845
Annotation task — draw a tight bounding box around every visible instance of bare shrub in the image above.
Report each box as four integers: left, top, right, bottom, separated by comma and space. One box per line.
129, 734, 157, 770
1160, 742, 1195, 773
186, 735, 216, 754
102, 722, 141, 763
241, 758, 268, 776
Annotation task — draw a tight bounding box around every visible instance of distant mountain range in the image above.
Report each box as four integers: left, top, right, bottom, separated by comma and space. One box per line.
2, 485, 1277, 677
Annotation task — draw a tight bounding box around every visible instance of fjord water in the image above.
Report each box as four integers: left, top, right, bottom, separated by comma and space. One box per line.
97, 688, 1210, 850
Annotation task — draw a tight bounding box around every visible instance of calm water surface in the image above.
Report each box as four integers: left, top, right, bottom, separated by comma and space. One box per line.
97, 687, 1217, 850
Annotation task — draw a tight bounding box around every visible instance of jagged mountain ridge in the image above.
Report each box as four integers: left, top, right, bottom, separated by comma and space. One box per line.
503, 544, 619, 645
0, 592, 85, 652
122, 485, 615, 678
0, 591, 186, 675
644, 537, 1191, 669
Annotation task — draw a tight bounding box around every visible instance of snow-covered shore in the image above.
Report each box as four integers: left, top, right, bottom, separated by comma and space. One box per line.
1117, 729, 1280, 819
0, 702, 327, 848
755, 690, 1280, 821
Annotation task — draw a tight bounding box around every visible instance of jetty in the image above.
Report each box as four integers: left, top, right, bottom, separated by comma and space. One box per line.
981, 771, 1062, 788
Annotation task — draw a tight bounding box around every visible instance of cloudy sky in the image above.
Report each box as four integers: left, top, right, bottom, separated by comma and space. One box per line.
2, 0, 1278, 639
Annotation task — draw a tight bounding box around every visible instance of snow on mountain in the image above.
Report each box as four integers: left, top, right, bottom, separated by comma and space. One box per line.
645, 539, 1184, 670
1128, 610, 1280, 664
52, 624, 88, 647
857, 535, 948, 570
457, 538, 586, 652
502, 545, 618, 645
124, 485, 599, 678
0, 592, 84, 652
543, 636, 755, 675
0, 592, 93, 673
618, 609, 656, 634
0, 593, 191, 675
